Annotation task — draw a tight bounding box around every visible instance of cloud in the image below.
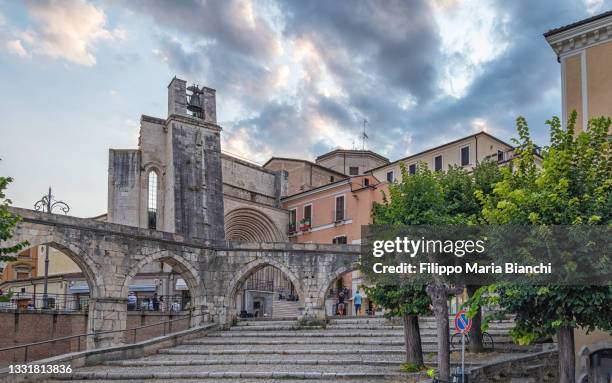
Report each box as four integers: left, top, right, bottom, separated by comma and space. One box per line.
10, 0, 123, 66
98, 1, 612, 162
6, 39, 28, 57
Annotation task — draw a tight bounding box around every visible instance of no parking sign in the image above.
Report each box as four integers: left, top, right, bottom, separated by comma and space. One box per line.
454, 309, 472, 334
454, 309, 471, 383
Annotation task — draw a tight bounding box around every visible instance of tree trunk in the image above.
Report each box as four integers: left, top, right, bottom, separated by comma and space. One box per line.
557, 326, 576, 383
428, 283, 450, 381
403, 313, 424, 367
466, 285, 484, 353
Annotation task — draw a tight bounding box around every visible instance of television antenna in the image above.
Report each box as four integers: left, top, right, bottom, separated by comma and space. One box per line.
360, 119, 369, 150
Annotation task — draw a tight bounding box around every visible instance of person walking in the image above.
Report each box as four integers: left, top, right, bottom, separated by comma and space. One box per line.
152, 293, 159, 311
159, 296, 165, 312
354, 290, 362, 315
337, 290, 345, 316
127, 292, 137, 311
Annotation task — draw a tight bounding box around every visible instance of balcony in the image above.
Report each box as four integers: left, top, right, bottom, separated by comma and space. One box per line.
299, 218, 311, 232
288, 223, 297, 235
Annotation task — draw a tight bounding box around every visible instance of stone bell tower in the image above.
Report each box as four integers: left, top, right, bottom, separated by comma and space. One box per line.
165, 77, 225, 240
107, 77, 225, 241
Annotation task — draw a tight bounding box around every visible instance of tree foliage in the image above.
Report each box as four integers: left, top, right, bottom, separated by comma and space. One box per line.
0, 164, 28, 262
364, 161, 500, 377
472, 112, 611, 382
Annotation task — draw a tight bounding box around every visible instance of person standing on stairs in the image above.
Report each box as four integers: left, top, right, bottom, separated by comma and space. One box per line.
354, 290, 362, 315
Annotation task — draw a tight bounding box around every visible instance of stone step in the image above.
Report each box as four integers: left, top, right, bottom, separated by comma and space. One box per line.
104, 358, 408, 367
237, 317, 297, 323
159, 345, 444, 357
158, 347, 414, 355
219, 329, 513, 337
183, 336, 513, 346
52, 379, 394, 383
54, 364, 409, 376
53, 379, 397, 383
52, 371, 403, 381
103, 357, 484, 368
272, 299, 300, 317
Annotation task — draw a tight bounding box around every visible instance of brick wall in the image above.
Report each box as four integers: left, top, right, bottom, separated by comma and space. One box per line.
0, 311, 190, 366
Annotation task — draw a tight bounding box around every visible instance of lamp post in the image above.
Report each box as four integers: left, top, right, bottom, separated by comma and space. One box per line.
34, 187, 70, 309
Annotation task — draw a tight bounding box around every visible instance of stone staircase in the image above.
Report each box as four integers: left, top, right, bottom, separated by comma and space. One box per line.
48, 316, 516, 382
272, 298, 300, 318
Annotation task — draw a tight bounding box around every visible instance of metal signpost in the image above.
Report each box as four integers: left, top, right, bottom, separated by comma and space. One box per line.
454, 309, 472, 383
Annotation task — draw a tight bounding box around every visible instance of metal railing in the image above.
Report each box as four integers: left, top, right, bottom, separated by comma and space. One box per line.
245, 279, 274, 292
0, 311, 207, 367
0, 292, 89, 312
127, 295, 189, 312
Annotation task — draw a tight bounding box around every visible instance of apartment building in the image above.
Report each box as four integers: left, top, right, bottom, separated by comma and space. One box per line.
263, 157, 347, 196
370, 131, 514, 184
545, 10, 612, 132
315, 149, 389, 176
545, 11, 612, 382
281, 174, 387, 316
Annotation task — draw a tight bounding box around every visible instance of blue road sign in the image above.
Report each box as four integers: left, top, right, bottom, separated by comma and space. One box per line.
454, 309, 472, 334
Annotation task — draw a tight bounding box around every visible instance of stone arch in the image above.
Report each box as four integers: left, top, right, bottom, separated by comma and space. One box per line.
315, 263, 361, 309
224, 208, 283, 242
224, 257, 304, 316
121, 250, 205, 324
11, 236, 103, 300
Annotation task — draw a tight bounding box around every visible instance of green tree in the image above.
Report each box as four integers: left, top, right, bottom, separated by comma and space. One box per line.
1, 168, 28, 262
476, 112, 612, 383
365, 161, 498, 379
362, 283, 430, 368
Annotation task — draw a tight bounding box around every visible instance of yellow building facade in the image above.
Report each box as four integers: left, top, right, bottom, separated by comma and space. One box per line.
545, 11, 612, 131
546, 11, 612, 382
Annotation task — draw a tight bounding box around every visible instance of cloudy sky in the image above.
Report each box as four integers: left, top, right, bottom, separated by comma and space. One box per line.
0, 0, 610, 217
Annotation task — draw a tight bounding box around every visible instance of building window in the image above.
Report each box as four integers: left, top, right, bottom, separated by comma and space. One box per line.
15, 266, 31, 280
289, 209, 297, 233
364, 178, 369, 186
330, 176, 335, 182
333, 235, 347, 245
335, 195, 345, 222
497, 150, 505, 162
349, 166, 359, 175
386, 171, 394, 183
147, 171, 158, 230
408, 164, 416, 175
461, 146, 470, 166
301, 204, 312, 230
434, 155, 443, 171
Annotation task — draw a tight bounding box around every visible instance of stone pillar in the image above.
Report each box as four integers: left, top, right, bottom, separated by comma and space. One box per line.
300, 281, 327, 320
88, 297, 128, 349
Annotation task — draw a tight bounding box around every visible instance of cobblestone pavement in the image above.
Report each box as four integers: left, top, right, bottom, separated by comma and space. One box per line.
47, 316, 515, 382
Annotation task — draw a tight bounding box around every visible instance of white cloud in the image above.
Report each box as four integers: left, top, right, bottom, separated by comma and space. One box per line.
585, 0, 604, 14
435, 0, 510, 98
222, 127, 272, 164
13, 0, 124, 66
6, 39, 28, 57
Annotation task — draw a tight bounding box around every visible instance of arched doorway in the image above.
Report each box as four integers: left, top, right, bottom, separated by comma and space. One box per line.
318, 265, 373, 317
0, 241, 100, 360
225, 208, 284, 242
0, 242, 99, 312
122, 251, 204, 333
226, 259, 303, 319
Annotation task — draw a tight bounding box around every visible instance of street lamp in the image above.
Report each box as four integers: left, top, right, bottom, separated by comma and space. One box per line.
34, 187, 70, 309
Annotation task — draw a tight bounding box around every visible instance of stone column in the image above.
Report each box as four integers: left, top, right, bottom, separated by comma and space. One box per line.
88, 297, 128, 349
300, 280, 326, 320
